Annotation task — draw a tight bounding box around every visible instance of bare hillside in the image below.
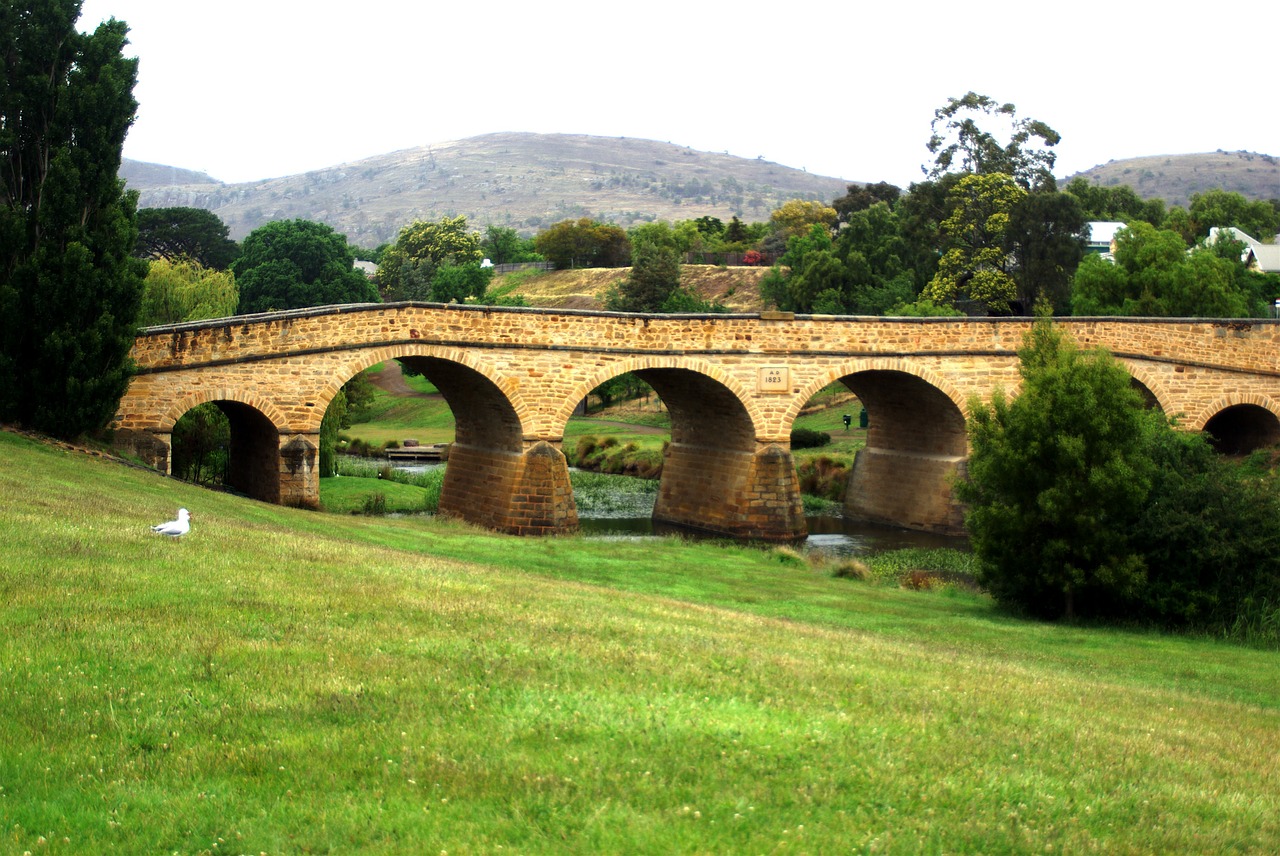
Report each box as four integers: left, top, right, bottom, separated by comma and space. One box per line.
126, 132, 853, 247
1064, 150, 1280, 207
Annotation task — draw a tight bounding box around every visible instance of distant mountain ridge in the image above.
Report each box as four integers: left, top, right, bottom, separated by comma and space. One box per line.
120, 136, 1280, 248
1063, 150, 1279, 208
121, 132, 853, 247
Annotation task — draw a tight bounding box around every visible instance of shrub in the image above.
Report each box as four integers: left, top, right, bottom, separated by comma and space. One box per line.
790, 427, 831, 450
958, 318, 1153, 620
796, 456, 849, 501
831, 560, 870, 580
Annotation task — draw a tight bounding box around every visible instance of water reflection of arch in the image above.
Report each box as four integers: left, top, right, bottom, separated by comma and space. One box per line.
162, 390, 288, 504
1190, 393, 1280, 455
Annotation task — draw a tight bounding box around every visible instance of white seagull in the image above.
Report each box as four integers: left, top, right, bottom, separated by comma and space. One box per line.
151, 508, 191, 537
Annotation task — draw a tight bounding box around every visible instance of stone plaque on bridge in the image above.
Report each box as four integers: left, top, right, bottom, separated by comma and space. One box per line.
757, 366, 790, 394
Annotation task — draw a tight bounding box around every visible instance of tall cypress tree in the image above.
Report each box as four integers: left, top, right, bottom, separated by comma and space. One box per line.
0, 0, 145, 438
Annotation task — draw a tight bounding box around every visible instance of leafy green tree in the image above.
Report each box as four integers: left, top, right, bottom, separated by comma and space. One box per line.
479, 224, 539, 266
534, 218, 630, 269
723, 216, 750, 245
375, 215, 483, 300
430, 262, 493, 303
134, 207, 239, 269
171, 402, 229, 485
894, 176, 960, 291
137, 258, 238, 326
832, 181, 901, 225
768, 199, 837, 239
1062, 178, 1165, 225
1071, 222, 1255, 317
318, 389, 348, 478
692, 216, 723, 237
232, 219, 377, 313
766, 224, 848, 313
925, 91, 1061, 190
958, 318, 1154, 620
923, 173, 1026, 312
834, 201, 919, 313
1188, 189, 1280, 240
1133, 425, 1280, 632
1004, 191, 1087, 313
0, 0, 147, 438
628, 221, 684, 254
605, 241, 681, 312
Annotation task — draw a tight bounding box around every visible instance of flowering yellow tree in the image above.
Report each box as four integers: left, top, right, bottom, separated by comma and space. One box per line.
923, 173, 1026, 312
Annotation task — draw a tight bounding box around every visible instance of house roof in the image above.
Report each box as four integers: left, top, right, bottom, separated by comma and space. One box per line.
1210, 227, 1280, 273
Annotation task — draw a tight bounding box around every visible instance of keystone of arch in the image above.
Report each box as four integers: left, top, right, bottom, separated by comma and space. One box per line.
551, 355, 768, 440
300, 343, 535, 436
159, 389, 289, 434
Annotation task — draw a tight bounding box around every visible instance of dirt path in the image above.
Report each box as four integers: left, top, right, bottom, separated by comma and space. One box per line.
367, 361, 436, 398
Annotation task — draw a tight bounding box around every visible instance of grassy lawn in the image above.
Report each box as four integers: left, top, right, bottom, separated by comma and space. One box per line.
2, 427, 1279, 853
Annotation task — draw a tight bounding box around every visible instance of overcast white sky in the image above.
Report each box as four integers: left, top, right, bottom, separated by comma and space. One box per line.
78, 0, 1279, 189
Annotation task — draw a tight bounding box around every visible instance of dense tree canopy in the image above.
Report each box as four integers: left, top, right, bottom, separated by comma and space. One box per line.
959, 319, 1155, 619
1187, 189, 1280, 240
1004, 191, 1087, 313
134, 207, 239, 270
1071, 222, 1257, 317
479, 224, 540, 266
768, 199, 837, 239
605, 241, 682, 312
232, 219, 377, 314
533, 218, 630, 269
1062, 178, 1165, 226
832, 181, 901, 226
0, 0, 147, 438
375, 215, 484, 301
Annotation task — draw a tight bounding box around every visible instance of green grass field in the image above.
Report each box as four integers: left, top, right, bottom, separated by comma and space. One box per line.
2, 428, 1278, 853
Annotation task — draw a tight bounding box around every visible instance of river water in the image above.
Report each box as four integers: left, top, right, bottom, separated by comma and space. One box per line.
394, 462, 968, 558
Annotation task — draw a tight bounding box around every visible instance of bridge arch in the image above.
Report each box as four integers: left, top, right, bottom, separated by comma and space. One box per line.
160, 389, 288, 434
1117, 360, 1171, 414
554, 356, 767, 440
791, 360, 971, 535
303, 343, 534, 441
1191, 394, 1280, 455
558, 357, 803, 541
162, 391, 291, 505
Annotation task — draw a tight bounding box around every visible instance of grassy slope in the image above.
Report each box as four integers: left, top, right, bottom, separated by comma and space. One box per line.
491, 264, 773, 312
3, 429, 1278, 853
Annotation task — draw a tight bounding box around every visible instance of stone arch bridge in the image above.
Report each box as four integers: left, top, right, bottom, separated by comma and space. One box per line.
113, 304, 1280, 541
